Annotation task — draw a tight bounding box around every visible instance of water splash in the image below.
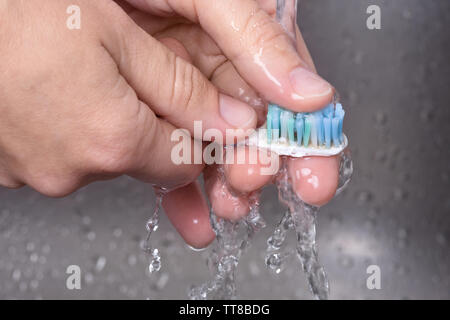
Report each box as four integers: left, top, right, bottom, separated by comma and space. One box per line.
336, 150, 354, 196
189, 169, 266, 300
265, 211, 295, 274
274, 161, 328, 299
141, 188, 166, 274
266, 151, 353, 300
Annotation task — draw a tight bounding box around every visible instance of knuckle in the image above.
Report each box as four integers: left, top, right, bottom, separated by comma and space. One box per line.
31, 175, 78, 198
81, 99, 143, 174
85, 138, 135, 174
98, 0, 130, 25
0, 176, 24, 190
166, 56, 203, 114
239, 9, 292, 56
84, 126, 137, 174
252, 24, 289, 50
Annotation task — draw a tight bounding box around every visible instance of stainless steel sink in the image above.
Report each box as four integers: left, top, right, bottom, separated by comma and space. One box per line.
0, 0, 448, 299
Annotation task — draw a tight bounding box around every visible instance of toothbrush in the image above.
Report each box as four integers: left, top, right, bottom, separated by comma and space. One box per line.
245, 102, 348, 157
191, 0, 351, 300
244, 0, 348, 158
261, 0, 350, 301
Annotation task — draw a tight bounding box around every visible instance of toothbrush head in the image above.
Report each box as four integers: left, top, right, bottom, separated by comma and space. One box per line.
245, 103, 348, 158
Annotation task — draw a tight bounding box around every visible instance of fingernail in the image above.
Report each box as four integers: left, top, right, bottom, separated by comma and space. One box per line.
289, 68, 333, 99
219, 94, 256, 128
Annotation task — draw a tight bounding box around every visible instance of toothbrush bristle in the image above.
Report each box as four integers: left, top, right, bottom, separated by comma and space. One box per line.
266, 103, 345, 148
295, 113, 304, 146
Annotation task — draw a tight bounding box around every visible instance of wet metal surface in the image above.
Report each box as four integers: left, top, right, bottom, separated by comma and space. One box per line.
0, 0, 449, 299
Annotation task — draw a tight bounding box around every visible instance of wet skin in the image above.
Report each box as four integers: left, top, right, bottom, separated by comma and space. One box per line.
0, 0, 338, 250
152, 1, 340, 249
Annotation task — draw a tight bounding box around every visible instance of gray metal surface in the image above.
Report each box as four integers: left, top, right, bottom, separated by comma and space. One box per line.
0, 0, 449, 299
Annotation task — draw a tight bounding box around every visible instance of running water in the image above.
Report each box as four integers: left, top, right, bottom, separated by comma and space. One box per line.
141, 188, 166, 274
266, 152, 353, 299
146, 0, 354, 296
189, 168, 266, 300
274, 162, 329, 300
265, 210, 295, 274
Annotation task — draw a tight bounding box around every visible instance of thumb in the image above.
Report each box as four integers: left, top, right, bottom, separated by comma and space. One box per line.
122, 0, 334, 112
99, 3, 257, 141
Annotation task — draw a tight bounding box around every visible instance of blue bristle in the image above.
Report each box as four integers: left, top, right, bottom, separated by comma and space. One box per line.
280, 110, 289, 140
303, 114, 312, 147
267, 112, 273, 144
269, 104, 280, 141
287, 113, 295, 144
266, 103, 345, 148
331, 116, 340, 146
279, 109, 295, 143
308, 114, 318, 147
295, 113, 304, 145
322, 103, 334, 118
335, 103, 345, 142
323, 117, 332, 148
315, 111, 324, 146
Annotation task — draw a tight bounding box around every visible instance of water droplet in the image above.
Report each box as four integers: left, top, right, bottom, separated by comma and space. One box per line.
30, 253, 39, 263
94, 256, 107, 272
41, 244, 51, 255
12, 269, 21, 281
146, 218, 159, 233
81, 216, 91, 225
84, 272, 94, 285
142, 189, 166, 275
108, 241, 117, 251
393, 188, 408, 201
8, 246, 17, 255
265, 252, 292, 274
375, 111, 387, 126
402, 9, 412, 19
436, 233, 446, 246
357, 190, 373, 205
127, 254, 137, 266
60, 227, 70, 237
86, 231, 96, 241
338, 255, 354, 268
155, 273, 169, 290
19, 281, 28, 292
30, 280, 39, 290
248, 261, 260, 277
397, 228, 408, 239
119, 284, 128, 295
26, 242, 35, 252
113, 228, 122, 238
395, 264, 408, 276
148, 249, 161, 273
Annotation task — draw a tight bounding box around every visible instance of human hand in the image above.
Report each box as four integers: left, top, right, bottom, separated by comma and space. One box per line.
0, 0, 259, 195
117, 0, 337, 247
0, 0, 335, 251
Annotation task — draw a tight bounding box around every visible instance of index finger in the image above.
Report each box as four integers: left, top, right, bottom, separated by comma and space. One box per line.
124, 0, 334, 112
